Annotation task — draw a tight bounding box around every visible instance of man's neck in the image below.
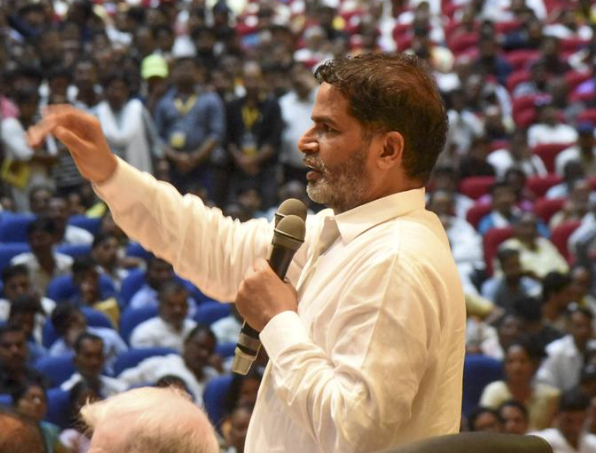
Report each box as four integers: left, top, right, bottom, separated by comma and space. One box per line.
36, 251, 56, 273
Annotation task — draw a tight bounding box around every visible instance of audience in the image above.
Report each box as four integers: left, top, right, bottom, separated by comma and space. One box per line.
480, 339, 559, 430
130, 281, 197, 352
60, 332, 127, 398
119, 325, 220, 404
0, 325, 47, 394
498, 401, 530, 435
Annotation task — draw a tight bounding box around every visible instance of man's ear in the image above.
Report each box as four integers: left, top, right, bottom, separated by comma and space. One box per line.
377, 131, 404, 170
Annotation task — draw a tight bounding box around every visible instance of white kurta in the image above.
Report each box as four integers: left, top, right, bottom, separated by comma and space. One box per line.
95, 159, 466, 453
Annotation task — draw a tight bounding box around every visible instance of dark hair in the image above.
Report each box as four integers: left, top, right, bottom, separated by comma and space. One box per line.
468, 407, 503, 431
74, 332, 103, 353
50, 304, 82, 336
513, 296, 543, 323
102, 71, 129, 90
497, 247, 519, 266
27, 217, 57, 238
8, 295, 42, 318
568, 306, 594, 321
28, 184, 54, 202
314, 53, 448, 182
0, 324, 25, 342
158, 281, 188, 302
2, 264, 29, 285
489, 181, 514, 196
498, 400, 529, 420
185, 324, 216, 344
505, 337, 547, 362
48, 66, 72, 84
11, 381, 46, 408
14, 87, 39, 106
91, 232, 117, 249
542, 271, 572, 301
72, 256, 97, 277
0, 406, 47, 453
155, 374, 189, 392
559, 388, 590, 412
224, 368, 263, 415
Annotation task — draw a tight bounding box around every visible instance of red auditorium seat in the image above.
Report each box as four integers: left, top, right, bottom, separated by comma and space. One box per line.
514, 109, 537, 128
483, 226, 514, 275
506, 50, 540, 71
459, 176, 496, 200
466, 203, 492, 230
512, 95, 538, 116
533, 197, 566, 224
551, 221, 582, 262
526, 174, 563, 198
490, 140, 509, 152
495, 20, 521, 35
561, 37, 590, 53
564, 70, 593, 91
448, 32, 479, 55
531, 143, 573, 173
507, 70, 532, 93
577, 109, 596, 126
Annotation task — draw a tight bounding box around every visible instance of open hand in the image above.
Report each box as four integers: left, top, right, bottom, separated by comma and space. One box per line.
27, 104, 118, 184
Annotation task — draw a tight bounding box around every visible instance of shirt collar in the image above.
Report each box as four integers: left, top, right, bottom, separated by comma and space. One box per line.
333, 187, 426, 245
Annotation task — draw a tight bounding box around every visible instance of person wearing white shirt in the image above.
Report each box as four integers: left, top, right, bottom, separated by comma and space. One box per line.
537, 308, 596, 392
61, 332, 127, 398
279, 65, 317, 183
0, 264, 55, 345
11, 218, 73, 296
528, 105, 579, 148
48, 196, 93, 245
130, 281, 197, 352
555, 124, 596, 177
48, 304, 127, 375
488, 129, 548, 179
211, 308, 243, 345
36, 53, 466, 453
119, 325, 219, 404
531, 388, 596, 453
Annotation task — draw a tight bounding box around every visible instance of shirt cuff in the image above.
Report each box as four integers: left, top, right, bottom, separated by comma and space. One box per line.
260, 311, 310, 361
93, 157, 141, 201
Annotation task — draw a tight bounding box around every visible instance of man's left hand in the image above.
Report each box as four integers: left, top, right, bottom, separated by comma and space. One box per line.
235, 258, 298, 332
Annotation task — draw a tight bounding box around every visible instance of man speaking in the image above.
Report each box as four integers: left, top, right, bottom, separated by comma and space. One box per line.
34, 53, 465, 453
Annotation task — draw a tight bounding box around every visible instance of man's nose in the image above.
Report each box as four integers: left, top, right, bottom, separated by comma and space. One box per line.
298, 126, 318, 154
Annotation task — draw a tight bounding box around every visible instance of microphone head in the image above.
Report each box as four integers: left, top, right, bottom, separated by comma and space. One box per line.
275, 198, 307, 226
273, 214, 306, 251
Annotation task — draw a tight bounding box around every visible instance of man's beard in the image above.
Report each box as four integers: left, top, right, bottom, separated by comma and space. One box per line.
305, 145, 370, 214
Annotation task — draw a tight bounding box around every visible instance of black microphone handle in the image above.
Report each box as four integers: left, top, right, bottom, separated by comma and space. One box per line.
232, 247, 298, 374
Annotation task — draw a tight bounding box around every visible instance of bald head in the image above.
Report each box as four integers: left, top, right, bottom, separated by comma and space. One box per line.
83, 387, 219, 453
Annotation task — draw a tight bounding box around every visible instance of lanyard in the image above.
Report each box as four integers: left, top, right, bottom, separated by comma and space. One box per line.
174, 94, 198, 116
242, 104, 260, 131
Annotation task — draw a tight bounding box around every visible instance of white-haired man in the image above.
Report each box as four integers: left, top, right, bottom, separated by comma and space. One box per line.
82, 386, 219, 453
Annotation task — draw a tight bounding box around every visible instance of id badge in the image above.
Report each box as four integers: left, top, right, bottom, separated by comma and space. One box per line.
170, 131, 187, 149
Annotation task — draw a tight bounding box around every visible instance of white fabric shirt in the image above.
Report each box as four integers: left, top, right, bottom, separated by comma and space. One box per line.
279, 90, 317, 168
95, 158, 466, 453
531, 428, 596, 453
211, 315, 242, 344
61, 373, 127, 398
555, 146, 596, 176
537, 335, 596, 392
64, 225, 93, 245
117, 353, 218, 405
488, 149, 548, 179
10, 252, 73, 295
0, 296, 55, 344
130, 316, 197, 353
528, 124, 579, 148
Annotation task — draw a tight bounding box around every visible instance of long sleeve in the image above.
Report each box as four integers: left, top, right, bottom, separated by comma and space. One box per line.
259, 253, 444, 453
95, 159, 307, 301
1, 118, 34, 161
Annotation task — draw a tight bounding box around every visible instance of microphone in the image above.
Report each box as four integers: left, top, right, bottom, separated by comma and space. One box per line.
232, 206, 307, 375
274, 198, 308, 227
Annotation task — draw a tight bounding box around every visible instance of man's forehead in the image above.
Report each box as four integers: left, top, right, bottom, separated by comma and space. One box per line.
312, 83, 351, 121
